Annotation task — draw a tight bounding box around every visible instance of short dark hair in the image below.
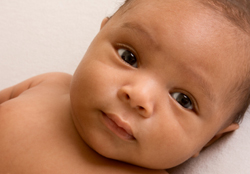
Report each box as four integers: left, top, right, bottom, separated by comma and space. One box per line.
201, 0, 250, 33
198, 0, 250, 123
114, 0, 250, 123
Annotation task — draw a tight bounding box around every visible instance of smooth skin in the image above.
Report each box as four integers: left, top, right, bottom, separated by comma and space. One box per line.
71, 0, 242, 169
0, 73, 167, 174
0, 0, 247, 173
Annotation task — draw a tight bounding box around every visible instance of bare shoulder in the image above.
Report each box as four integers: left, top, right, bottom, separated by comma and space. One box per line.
0, 72, 72, 131
0, 71, 72, 127
29, 72, 73, 93
39, 72, 72, 82
26, 72, 72, 87
0, 72, 72, 104
0, 72, 74, 173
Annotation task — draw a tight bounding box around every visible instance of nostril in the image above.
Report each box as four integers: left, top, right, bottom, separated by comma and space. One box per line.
136, 106, 149, 118
126, 94, 130, 100
138, 106, 144, 111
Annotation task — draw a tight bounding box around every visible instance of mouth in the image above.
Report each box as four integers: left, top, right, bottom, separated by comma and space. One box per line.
101, 112, 135, 141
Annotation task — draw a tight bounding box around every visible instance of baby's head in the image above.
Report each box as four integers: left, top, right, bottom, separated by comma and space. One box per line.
70, 0, 250, 169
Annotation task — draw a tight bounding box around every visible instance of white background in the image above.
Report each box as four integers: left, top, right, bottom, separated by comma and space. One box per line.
0, 1, 249, 173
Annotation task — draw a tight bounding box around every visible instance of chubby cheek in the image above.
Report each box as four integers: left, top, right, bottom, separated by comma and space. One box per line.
137, 111, 201, 168
72, 61, 115, 105
70, 59, 118, 141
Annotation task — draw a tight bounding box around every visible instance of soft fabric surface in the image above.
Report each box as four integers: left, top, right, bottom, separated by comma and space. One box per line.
0, 1, 249, 173
168, 110, 250, 174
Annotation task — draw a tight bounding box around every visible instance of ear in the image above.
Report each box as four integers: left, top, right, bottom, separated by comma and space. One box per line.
205, 123, 239, 147
191, 123, 239, 158
100, 17, 109, 30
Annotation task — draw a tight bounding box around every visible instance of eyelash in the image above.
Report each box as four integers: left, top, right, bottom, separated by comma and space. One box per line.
116, 44, 139, 68
170, 90, 198, 112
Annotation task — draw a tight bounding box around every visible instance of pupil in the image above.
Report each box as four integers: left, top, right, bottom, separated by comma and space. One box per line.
177, 94, 191, 108
122, 51, 136, 65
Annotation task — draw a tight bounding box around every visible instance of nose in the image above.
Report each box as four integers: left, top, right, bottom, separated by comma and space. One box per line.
117, 78, 156, 118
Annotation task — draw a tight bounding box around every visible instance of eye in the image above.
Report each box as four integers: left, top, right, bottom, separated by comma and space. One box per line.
118, 48, 138, 68
171, 92, 193, 110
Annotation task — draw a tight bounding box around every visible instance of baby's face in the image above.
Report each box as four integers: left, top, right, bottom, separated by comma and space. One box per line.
70, 0, 245, 169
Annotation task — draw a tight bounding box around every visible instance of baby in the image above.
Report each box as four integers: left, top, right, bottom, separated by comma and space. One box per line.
1, 0, 250, 173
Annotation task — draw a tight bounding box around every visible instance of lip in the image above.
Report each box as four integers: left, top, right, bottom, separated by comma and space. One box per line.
101, 112, 135, 141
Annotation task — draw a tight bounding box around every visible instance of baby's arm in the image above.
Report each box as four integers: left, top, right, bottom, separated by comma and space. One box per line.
0, 72, 71, 104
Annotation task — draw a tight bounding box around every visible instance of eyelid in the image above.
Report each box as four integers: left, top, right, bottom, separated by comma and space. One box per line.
115, 43, 140, 66
170, 89, 200, 113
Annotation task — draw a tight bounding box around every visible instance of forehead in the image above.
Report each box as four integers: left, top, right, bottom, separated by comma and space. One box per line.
116, 0, 241, 55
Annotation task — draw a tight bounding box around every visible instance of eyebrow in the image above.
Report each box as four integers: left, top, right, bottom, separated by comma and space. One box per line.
121, 22, 159, 47
183, 65, 215, 103
121, 22, 215, 104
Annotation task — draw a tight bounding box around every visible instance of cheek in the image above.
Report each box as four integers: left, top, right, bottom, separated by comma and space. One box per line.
137, 110, 205, 168
139, 127, 191, 168
70, 59, 120, 111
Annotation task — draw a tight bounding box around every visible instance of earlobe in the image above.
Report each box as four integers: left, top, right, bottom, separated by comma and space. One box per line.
205, 123, 239, 148
192, 152, 200, 158
192, 123, 239, 158
100, 17, 109, 30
